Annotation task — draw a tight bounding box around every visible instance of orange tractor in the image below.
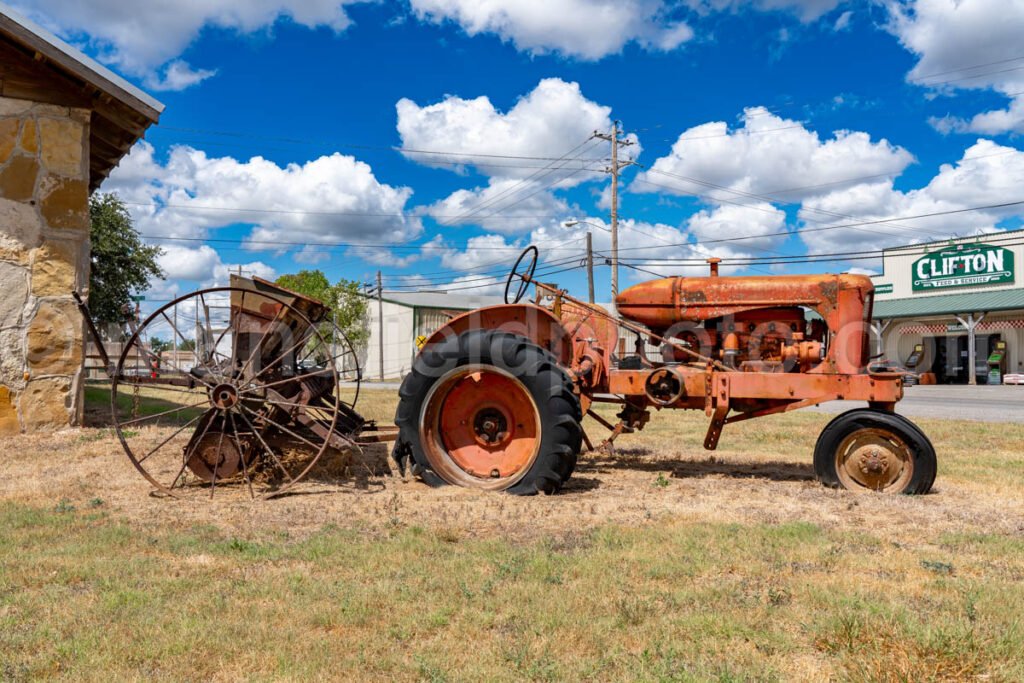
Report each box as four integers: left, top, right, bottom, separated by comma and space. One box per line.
394, 246, 936, 496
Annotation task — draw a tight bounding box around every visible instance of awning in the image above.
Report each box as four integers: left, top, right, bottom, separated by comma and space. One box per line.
874, 289, 1024, 319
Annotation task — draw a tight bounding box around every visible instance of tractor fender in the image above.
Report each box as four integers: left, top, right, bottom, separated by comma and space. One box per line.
419, 304, 574, 367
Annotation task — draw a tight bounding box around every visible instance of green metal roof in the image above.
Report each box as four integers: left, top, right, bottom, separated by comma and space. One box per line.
874, 288, 1024, 319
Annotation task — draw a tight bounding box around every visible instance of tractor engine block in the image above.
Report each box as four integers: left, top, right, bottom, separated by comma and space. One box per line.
616, 272, 873, 374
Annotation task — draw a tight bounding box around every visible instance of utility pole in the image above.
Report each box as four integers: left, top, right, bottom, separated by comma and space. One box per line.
376, 270, 384, 382
585, 232, 595, 303
593, 120, 636, 300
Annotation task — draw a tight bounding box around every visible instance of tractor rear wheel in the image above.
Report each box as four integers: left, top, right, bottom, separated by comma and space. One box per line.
813, 409, 936, 494
395, 330, 582, 494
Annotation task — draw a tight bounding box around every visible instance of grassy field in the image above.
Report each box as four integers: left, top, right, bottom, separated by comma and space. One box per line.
2, 385, 1023, 681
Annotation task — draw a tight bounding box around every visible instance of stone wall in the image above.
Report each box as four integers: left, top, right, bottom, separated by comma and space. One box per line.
0, 95, 90, 434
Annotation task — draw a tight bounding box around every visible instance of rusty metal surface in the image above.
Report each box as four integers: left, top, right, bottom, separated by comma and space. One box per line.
835, 427, 913, 492
419, 366, 542, 489
614, 273, 872, 327
108, 281, 365, 500
612, 272, 875, 376
338, 246, 936, 495
420, 303, 576, 366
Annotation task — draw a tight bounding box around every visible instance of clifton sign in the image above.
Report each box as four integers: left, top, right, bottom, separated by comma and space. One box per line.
912, 243, 1014, 292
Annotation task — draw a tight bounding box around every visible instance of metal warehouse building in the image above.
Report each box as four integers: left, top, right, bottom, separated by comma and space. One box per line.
363, 291, 504, 380
871, 230, 1024, 385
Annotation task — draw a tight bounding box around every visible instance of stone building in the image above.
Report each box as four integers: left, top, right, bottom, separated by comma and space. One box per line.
0, 5, 162, 434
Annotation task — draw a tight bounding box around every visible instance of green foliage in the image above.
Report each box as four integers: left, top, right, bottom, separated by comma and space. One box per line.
88, 193, 164, 326
148, 337, 172, 353
275, 269, 369, 348
276, 270, 334, 305
177, 338, 196, 352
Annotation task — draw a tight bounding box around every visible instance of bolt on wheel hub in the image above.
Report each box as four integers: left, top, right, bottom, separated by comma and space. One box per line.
211, 383, 240, 410
473, 408, 510, 447
421, 366, 541, 489
836, 428, 912, 492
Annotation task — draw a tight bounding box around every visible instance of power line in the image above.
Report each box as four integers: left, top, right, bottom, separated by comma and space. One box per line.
644, 167, 945, 240
124, 201, 563, 220
918, 64, 1024, 89
613, 198, 1024, 253
395, 263, 587, 293
139, 233, 584, 251
383, 250, 584, 285
909, 54, 1024, 82
156, 124, 610, 163
617, 232, 1024, 265
661, 123, 808, 142
383, 254, 585, 289
406, 236, 587, 280
438, 138, 602, 226
760, 147, 1022, 196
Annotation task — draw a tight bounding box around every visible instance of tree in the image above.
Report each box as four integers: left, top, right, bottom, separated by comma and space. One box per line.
276, 270, 334, 307
88, 193, 164, 325
148, 337, 172, 353
275, 270, 369, 348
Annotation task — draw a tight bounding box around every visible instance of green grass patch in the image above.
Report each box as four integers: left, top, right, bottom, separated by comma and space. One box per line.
2, 502, 1023, 681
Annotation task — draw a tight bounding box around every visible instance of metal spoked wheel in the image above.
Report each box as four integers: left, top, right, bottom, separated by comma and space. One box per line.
110, 285, 362, 499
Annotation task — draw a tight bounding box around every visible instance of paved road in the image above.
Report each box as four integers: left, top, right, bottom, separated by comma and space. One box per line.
354, 381, 1024, 423
809, 385, 1024, 423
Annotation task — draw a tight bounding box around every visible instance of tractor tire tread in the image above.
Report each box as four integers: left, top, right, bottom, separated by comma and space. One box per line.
813, 409, 936, 495
394, 330, 582, 495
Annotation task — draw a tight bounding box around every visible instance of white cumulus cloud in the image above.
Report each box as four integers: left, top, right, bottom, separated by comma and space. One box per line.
407, 0, 847, 60
156, 244, 276, 287
687, 0, 844, 22
143, 60, 217, 92
396, 78, 619, 180
104, 141, 422, 249
684, 202, 789, 260
13, 0, 371, 89
398, 78, 628, 232
408, 0, 694, 60
886, 0, 1024, 134
423, 178, 574, 234
798, 139, 1024, 253
634, 107, 912, 203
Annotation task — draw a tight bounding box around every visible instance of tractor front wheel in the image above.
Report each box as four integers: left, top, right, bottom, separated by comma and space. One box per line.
813, 409, 936, 494
395, 330, 582, 494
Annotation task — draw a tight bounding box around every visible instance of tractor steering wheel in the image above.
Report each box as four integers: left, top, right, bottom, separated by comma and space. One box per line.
504, 245, 538, 304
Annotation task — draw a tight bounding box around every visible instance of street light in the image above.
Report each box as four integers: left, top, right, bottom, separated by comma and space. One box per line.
562, 219, 608, 232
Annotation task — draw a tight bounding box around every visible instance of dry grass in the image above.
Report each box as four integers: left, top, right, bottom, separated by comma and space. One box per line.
1, 384, 1023, 681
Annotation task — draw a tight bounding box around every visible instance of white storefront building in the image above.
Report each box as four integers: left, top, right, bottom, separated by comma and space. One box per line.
871, 230, 1024, 384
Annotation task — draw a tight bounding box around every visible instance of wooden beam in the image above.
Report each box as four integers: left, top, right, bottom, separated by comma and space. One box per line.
90, 122, 136, 153
91, 99, 149, 138
0, 21, 162, 120
89, 138, 124, 166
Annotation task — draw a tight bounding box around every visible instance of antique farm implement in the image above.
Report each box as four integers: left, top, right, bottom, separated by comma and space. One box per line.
77, 276, 396, 499
393, 246, 937, 495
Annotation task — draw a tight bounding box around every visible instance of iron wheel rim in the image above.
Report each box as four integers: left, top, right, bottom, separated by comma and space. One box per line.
110, 287, 346, 500
418, 365, 542, 490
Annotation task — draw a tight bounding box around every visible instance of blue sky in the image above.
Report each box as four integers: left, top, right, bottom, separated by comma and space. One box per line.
14, 0, 1024, 302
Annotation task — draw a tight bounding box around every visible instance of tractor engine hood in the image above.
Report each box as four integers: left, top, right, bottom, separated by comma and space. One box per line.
614, 273, 874, 330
